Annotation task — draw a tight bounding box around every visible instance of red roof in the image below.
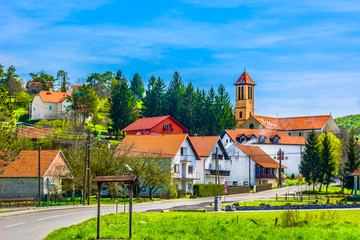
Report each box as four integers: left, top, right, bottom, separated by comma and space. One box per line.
189, 136, 219, 157
233, 72, 256, 86
72, 85, 80, 91
251, 115, 332, 131
17, 127, 54, 139
0, 150, 65, 177
235, 144, 286, 168
225, 129, 305, 145
37, 91, 71, 103
121, 115, 188, 132
350, 168, 360, 176
26, 81, 52, 88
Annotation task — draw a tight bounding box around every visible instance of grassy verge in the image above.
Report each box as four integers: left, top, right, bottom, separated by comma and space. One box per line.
302, 186, 353, 196
44, 210, 360, 240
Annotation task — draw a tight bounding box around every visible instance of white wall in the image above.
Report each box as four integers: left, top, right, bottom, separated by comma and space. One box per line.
31, 96, 71, 120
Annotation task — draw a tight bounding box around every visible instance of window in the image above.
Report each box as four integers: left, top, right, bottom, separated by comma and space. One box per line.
259, 136, 265, 143
233, 181, 238, 186
180, 147, 184, 156
209, 163, 212, 169
239, 111, 242, 118
188, 183, 192, 190
249, 123, 254, 129
174, 164, 179, 173
288, 132, 291, 136
33, 107, 35, 111
49, 105, 53, 110
240, 137, 246, 143
237, 86, 241, 100
163, 124, 169, 128
188, 165, 193, 174
241, 86, 244, 100
274, 138, 279, 143
243, 181, 249, 186
226, 139, 228, 143
298, 132, 302, 137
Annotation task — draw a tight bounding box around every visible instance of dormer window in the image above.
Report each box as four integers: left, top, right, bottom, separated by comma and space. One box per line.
274, 137, 279, 143
259, 136, 265, 143
240, 137, 246, 143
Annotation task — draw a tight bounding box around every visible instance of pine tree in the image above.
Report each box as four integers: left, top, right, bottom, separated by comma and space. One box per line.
299, 129, 322, 191
181, 83, 196, 134
214, 84, 236, 135
205, 87, 217, 135
193, 89, 207, 135
56, 70, 70, 92
109, 81, 139, 139
164, 71, 185, 122
130, 73, 145, 101
343, 128, 360, 193
142, 76, 165, 117
320, 132, 337, 194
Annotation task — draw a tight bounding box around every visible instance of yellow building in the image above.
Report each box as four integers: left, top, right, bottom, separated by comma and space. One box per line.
234, 72, 256, 127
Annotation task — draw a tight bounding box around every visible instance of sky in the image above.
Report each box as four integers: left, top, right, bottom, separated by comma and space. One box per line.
1, 0, 360, 118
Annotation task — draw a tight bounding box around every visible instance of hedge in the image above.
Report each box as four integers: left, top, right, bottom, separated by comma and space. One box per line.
193, 184, 223, 197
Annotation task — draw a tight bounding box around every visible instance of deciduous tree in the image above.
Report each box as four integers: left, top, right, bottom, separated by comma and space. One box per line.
343, 128, 360, 193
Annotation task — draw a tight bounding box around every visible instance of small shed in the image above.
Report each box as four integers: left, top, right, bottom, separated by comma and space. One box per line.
350, 168, 360, 198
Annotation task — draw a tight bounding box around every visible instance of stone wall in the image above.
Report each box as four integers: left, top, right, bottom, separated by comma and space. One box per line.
0, 178, 44, 198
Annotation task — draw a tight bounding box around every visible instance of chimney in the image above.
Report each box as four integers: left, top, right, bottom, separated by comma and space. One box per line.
49, 88, 53, 95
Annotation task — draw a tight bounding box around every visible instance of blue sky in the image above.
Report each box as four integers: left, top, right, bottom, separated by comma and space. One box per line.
1, 0, 360, 118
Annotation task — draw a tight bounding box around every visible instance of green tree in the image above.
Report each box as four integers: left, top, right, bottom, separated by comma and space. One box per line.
0, 64, 6, 91
343, 128, 360, 193
181, 83, 196, 134
193, 89, 207, 135
109, 81, 139, 139
56, 70, 70, 92
8, 77, 25, 103
164, 71, 185, 122
29, 71, 55, 90
130, 73, 145, 101
69, 85, 100, 127
214, 84, 236, 134
205, 87, 217, 135
299, 129, 322, 190
0, 92, 22, 174
142, 76, 166, 117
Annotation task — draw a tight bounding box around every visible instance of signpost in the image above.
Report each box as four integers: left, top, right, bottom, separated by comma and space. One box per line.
223, 182, 228, 200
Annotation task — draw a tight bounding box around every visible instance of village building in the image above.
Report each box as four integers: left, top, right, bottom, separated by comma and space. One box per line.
16, 127, 54, 141
222, 129, 305, 176
121, 115, 188, 135
30, 89, 71, 120
114, 134, 200, 194
26, 80, 53, 95
190, 136, 230, 185
0, 150, 72, 198
233, 71, 341, 139
224, 144, 286, 187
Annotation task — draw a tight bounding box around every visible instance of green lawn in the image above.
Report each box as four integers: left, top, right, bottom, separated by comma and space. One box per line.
302, 186, 353, 195
45, 210, 360, 240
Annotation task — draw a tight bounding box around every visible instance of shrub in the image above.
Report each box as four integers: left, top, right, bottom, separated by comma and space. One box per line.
193, 184, 223, 197
167, 185, 178, 199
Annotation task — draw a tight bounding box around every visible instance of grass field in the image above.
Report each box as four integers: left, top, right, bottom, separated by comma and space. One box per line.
44, 210, 360, 240
302, 186, 353, 195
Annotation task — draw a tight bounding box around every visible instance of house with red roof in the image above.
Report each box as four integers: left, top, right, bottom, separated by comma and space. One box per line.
31, 89, 71, 120
222, 129, 305, 177
189, 136, 230, 185
225, 144, 286, 187
115, 134, 199, 194
26, 80, 53, 95
0, 150, 72, 198
121, 115, 188, 135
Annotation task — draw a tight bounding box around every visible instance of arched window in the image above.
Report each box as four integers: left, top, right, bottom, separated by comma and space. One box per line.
249, 123, 254, 129
239, 111, 242, 118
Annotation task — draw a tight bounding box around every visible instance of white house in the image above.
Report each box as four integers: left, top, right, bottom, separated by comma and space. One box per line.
190, 136, 230, 185
31, 89, 71, 120
114, 134, 200, 194
225, 143, 286, 187
222, 129, 305, 177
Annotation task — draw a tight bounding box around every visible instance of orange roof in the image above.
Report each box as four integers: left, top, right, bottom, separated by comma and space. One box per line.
233, 72, 256, 86
72, 85, 80, 91
37, 91, 71, 103
114, 134, 199, 159
357, 143, 360, 148
121, 115, 188, 132
189, 136, 219, 157
17, 127, 54, 139
225, 129, 305, 145
251, 115, 332, 131
0, 150, 62, 177
350, 168, 360, 176
235, 144, 286, 168
26, 81, 52, 88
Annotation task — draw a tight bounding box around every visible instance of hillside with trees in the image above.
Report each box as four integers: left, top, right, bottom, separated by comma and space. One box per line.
335, 114, 360, 137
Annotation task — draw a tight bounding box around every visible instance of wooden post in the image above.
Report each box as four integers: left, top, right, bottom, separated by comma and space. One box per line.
97, 182, 101, 240
129, 183, 133, 239
355, 176, 358, 198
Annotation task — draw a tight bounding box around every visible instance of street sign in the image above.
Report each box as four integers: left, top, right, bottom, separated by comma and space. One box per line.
223, 182, 228, 188
45, 178, 51, 189
222, 188, 228, 194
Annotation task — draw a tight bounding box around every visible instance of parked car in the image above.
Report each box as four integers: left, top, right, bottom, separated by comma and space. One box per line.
100, 185, 110, 197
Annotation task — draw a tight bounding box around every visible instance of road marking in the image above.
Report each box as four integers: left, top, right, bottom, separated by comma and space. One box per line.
4, 222, 26, 228
37, 211, 93, 221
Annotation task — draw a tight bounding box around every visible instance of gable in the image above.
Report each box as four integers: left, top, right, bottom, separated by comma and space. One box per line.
121, 115, 188, 132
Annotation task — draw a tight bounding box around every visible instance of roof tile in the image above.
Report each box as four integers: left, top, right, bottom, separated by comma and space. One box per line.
189, 136, 219, 157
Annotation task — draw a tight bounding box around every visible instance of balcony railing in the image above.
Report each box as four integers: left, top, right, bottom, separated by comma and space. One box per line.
163, 127, 174, 132
205, 169, 230, 177
255, 174, 277, 179
211, 154, 223, 160
173, 172, 200, 180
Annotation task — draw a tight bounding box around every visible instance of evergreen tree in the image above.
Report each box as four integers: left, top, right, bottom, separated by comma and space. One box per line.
109, 81, 139, 139
205, 87, 217, 135
299, 129, 322, 190
164, 71, 185, 122
181, 83, 196, 134
130, 73, 145, 101
193, 89, 207, 135
343, 128, 360, 193
29, 71, 55, 90
56, 70, 70, 92
319, 132, 338, 193
115, 70, 125, 81
214, 84, 236, 134
0, 64, 6, 91
142, 76, 165, 117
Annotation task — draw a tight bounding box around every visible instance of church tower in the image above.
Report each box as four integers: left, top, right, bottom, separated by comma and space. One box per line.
234, 71, 256, 127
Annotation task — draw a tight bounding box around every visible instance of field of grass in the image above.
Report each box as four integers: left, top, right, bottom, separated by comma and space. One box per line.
302, 186, 353, 195
45, 210, 360, 240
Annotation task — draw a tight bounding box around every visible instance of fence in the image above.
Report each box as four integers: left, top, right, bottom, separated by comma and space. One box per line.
254, 183, 272, 192
228, 186, 250, 194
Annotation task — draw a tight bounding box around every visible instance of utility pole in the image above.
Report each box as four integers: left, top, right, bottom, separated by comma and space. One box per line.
38, 147, 41, 207
278, 148, 282, 187
87, 130, 91, 205
215, 147, 219, 184
83, 140, 88, 206
249, 155, 251, 187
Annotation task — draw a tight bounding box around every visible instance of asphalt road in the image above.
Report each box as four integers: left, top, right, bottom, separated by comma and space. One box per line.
0, 184, 321, 240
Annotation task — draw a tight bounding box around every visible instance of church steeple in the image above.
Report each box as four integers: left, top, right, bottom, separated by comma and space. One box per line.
234, 72, 256, 127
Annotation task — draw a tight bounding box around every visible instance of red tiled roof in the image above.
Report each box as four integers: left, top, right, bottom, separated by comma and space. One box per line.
114, 134, 199, 159
72, 85, 80, 91
357, 143, 360, 148
17, 127, 54, 139
189, 136, 219, 157
26, 81, 52, 88
0, 150, 61, 177
225, 129, 305, 145
121, 115, 188, 132
233, 72, 256, 86
350, 168, 360, 176
235, 144, 286, 168
37, 91, 71, 103
251, 115, 331, 131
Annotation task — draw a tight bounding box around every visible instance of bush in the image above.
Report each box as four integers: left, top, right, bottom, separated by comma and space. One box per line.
193, 184, 223, 197
167, 185, 178, 199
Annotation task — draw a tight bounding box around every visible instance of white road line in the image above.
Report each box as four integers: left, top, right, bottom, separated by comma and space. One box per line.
4, 222, 26, 228
37, 211, 94, 221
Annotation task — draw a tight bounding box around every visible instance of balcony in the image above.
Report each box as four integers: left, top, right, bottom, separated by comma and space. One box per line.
211, 154, 223, 160
163, 127, 174, 132
205, 169, 230, 177
255, 174, 277, 179
173, 171, 200, 180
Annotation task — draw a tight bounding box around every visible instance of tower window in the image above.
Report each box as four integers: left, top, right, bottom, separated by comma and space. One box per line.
248, 86, 253, 100
241, 86, 244, 100
249, 123, 254, 129
239, 111, 242, 118
238, 86, 241, 100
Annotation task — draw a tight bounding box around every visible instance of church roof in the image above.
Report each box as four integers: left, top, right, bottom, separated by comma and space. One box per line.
233, 72, 256, 86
